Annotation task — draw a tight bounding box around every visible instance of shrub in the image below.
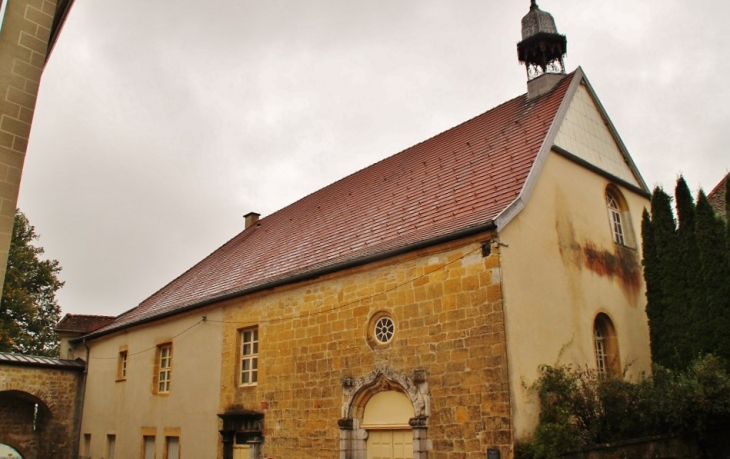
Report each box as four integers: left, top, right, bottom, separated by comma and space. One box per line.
516, 355, 730, 459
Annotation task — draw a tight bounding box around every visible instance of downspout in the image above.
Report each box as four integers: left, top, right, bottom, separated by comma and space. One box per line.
72, 339, 90, 459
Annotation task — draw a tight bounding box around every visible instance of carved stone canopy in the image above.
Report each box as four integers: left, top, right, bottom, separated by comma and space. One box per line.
341, 366, 428, 419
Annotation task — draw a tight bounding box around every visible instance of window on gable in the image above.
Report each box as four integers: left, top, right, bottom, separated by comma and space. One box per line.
155, 343, 172, 394
594, 313, 620, 377
605, 185, 636, 248
239, 327, 258, 386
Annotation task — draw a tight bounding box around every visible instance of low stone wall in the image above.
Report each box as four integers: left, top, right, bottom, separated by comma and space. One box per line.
562, 436, 699, 459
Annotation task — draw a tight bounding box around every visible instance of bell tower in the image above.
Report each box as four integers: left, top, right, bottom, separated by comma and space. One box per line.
517, 0, 568, 97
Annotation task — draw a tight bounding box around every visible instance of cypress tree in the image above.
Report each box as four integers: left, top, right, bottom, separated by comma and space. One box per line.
642, 208, 663, 365
695, 191, 730, 362
644, 187, 680, 368
674, 177, 703, 361
643, 177, 730, 371
726, 174, 730, 274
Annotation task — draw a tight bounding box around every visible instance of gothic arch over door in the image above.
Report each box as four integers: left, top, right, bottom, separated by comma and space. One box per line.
338, 367, 430, 459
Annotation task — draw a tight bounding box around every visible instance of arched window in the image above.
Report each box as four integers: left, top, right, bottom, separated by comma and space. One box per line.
605, 186, 635, 248
594, 314, 620, 377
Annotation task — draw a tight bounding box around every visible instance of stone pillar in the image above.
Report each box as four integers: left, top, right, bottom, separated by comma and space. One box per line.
352, 428, 368, 459
338, 418, 353, 459
410, 416, 430, 459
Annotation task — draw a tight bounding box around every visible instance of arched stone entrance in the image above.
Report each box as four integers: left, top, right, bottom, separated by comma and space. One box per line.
0, 352, 85, 459
339, 367, 430, 459
0, 390, 53, 459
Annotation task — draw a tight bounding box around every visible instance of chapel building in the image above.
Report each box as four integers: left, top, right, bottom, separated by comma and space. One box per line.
58, 3, 652, 459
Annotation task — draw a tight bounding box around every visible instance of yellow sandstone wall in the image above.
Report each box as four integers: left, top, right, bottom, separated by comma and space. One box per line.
220, 236, 512, 459
0, 0, 58, 295
500, 152, 652, 440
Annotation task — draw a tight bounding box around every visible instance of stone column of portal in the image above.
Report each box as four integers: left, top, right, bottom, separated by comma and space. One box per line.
338, 418, 353, 459
410, 416, 430, 459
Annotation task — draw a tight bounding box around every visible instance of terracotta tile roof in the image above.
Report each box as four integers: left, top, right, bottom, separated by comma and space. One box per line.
707, 174, 728, 220
88, 72, 576, 338
0, 351, 85, 371
55, 314, 116, 333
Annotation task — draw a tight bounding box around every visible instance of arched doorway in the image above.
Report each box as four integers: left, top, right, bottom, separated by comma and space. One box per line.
339, 367, 430, 459
0, 444, 23, 459
362, 391, 414, 459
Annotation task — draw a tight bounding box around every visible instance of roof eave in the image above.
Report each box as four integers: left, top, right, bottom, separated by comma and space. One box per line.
75, 219, 498, 342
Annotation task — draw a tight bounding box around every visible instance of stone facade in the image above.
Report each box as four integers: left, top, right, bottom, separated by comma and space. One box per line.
219, 236, 512, 459
0, 0, 59, 296
0, 361, 84, 459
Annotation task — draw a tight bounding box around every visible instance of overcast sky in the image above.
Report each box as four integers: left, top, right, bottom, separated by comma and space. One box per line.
17, 0, 730, 317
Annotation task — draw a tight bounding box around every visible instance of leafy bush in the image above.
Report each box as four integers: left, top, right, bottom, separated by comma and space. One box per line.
515, 355, 730, 459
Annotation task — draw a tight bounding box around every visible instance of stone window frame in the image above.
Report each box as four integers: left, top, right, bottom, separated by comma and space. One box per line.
154, 343, 173, 394
117, 347, 128, 381
239, 327, 259, 386
594, 313, 620, 377
106, 434, 116, 459
367, 311, 397, 349
605, 185, 636, 248
164, 437, 180, 459
82, 433, 91, 459
142, 430, 156, 459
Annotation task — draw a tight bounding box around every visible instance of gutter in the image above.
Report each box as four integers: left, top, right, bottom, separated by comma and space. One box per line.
76, 220, 498, 342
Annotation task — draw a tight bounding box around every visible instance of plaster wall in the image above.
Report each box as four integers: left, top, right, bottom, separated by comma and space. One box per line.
78, 307, 225, 459
500, 152, 652, 440
219, 237, 512, 459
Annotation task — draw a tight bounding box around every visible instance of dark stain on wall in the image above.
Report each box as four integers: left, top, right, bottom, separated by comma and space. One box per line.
582, 242, 642, 297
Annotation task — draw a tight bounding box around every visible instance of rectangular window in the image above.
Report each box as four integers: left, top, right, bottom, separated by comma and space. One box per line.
118, 350, 128, 381
156, 343, 172, 393
240, 327, 258, 386
83, 433, 91, 459
165, 436, 180, 459
107, 434, 117, 459
144, 435, 155, 459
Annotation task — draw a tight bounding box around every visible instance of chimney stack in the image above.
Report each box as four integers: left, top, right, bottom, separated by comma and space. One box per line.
244, 212, 260, 229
